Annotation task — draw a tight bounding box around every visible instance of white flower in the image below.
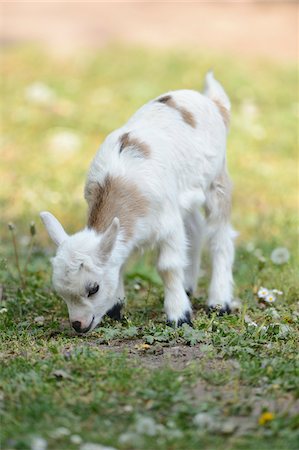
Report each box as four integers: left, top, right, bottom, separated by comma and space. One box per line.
193, 412, 214, 430
48, 130, 81, 155
118, 433, 140, 446
70, 435, 82, 444
80, 444, 117, 450
258, 287, 269, 299
221, 419, 237, 435
265, 292, 276, 303
271, 247, 290, 265
278, 324, 291, 337
34, 316, 45, 325
25, 82, 55, 105
165, 428, 183, 439
50, 427, 70, 439
0, 307, 8, 314
31, 437, 47, 450
241, 99, 259, 120
135, 416, 157, 436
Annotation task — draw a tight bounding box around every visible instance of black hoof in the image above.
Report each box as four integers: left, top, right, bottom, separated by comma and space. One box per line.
207, 303, 231, 316
185, 289, 193, 298
106, 302, 123, 321
167, 311, 193, 328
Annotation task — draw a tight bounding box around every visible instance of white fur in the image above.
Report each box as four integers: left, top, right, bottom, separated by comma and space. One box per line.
41, 72, 236, 332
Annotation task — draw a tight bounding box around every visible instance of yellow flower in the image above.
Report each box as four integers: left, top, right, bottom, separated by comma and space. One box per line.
259, 412, 275, 425
135, 343, 151, 351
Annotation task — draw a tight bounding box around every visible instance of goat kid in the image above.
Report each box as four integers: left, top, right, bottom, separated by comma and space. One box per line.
41, 72, 236, 334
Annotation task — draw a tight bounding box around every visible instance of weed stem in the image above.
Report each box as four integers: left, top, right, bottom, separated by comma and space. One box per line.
8, 223, 25, 288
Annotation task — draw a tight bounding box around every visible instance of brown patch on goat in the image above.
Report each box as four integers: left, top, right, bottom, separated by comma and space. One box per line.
119, 132, 151, 158
157, 95, 196, 128
213, 99, 230, 129
85, 176, 149, 240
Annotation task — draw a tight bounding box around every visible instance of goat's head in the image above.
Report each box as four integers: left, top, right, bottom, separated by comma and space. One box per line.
40, 212, 121, 333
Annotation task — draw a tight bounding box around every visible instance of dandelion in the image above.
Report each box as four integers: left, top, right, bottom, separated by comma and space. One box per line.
31, 437, 47, 450
25, 82, 55, 106
50, 427, 70, 439
70, 435, 82, 444
80, 444, 117, 450
135, 416, 158, 436
34, 316, 45, 325
241, 99, 259, 120
265, 292, 276, 303
278, 324, 291, 338
48, 130, 81, 155
118, 432, 139, 446
30, 222, 36, 237
221, 419, 237, 435
193, 412, 214, 430
165, 428, 183, 439
271, 247, 290, 265
258, 412, 275, 426
257, 287, 269, 299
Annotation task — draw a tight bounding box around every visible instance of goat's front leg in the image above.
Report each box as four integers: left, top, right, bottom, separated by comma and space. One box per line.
106, 270, 125, 321
157, 219, 192, 327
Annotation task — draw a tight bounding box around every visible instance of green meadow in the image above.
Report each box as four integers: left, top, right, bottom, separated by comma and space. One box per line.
0, 46, 298, 450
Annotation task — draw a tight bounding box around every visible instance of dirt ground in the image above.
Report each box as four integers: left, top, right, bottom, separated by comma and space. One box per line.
1, 1, 298, 62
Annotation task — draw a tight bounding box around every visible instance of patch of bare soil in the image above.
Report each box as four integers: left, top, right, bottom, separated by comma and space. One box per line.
87, 338, 204, 369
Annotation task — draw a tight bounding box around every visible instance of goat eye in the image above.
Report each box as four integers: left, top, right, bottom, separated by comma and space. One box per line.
87, 283, 99, 297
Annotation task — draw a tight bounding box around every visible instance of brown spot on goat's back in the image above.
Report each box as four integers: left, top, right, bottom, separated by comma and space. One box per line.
158, 95, 172, 105
180, 109, 196, 128
119, 132, 151, 158
85, 176, 149, 240
213, 99, 230, 129
157, 95, 196, 128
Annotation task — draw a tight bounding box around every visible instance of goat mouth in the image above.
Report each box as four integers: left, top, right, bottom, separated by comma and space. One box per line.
76, 316, 95, 334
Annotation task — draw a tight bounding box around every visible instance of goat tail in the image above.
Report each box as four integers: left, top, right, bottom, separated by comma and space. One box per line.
203, 71, 231, 130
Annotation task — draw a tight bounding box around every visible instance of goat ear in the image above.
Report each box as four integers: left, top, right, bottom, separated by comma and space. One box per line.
98, 217, 120, 263
40, 211, 68, 246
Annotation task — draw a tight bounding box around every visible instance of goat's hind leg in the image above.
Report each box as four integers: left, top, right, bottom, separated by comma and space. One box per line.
205, 170, 236, 314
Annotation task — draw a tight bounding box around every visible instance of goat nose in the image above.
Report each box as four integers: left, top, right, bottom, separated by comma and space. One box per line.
72, 321, 82, 332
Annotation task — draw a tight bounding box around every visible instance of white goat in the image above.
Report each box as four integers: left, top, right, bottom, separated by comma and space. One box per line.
41, 72, 235, 333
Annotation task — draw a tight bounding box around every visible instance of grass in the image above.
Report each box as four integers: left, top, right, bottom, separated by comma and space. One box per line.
0, 46, 298, 450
